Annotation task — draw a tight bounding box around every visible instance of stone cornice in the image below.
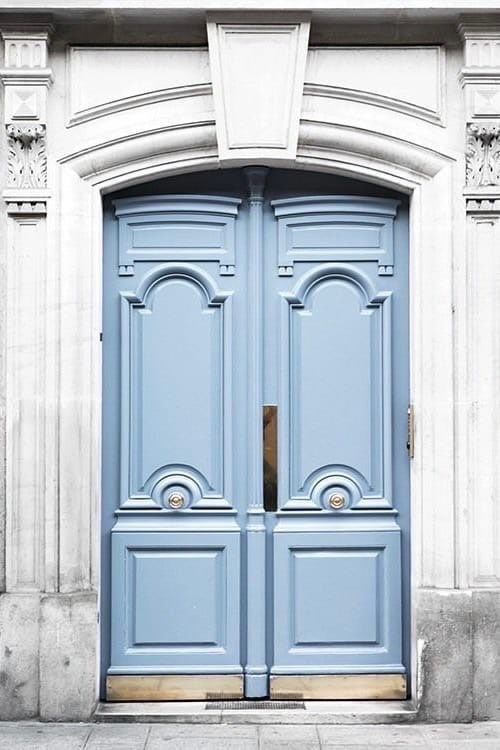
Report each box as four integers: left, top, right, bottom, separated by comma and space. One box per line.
0, 68, 53, 85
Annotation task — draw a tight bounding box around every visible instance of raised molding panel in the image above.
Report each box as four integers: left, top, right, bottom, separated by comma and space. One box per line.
6, 215, 45, 591
113, 196, 241, 276
280, 267, 393, 511
110, 531, 241, 672
273, 525, 403, 673
305, 46, 444, 126
119, 264, 233, 510
207, 18, 310, 163
465, 208, 500, 587
67, 47, 211, 126
271, 196, 399, 276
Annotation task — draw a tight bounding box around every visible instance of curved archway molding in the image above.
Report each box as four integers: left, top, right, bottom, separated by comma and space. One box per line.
48, 117, 459, 714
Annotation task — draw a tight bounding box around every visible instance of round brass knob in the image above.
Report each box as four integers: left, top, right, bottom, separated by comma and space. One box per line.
168, 492, 185, 509
328, 492, 346, 510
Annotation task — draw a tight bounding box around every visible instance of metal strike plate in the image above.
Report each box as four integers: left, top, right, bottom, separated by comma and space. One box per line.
407, 404, 415, 459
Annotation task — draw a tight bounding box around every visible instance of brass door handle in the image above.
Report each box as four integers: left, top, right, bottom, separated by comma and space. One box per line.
263, 405, 277, 512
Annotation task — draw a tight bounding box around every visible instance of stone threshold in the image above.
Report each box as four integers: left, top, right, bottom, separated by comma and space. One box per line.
94, 700, 418, 724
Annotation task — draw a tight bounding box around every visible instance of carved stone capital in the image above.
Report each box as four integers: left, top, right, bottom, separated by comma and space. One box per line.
1, 27, 52, 208
466, 122, 500, 189
1, 26, 53, 69
6, 123, 47, 189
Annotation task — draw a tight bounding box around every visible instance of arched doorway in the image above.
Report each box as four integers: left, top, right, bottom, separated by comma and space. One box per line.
101, 167, 410, 702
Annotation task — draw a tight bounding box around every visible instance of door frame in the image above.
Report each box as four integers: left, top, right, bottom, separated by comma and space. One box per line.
55, 117, 458, 706
100, 173, 411, 700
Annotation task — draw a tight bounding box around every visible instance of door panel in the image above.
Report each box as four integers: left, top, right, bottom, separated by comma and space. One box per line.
273, 528, 402, 672
280, 269, 392, 509
102, 170, 409, 700
265, 195, 406, 684
121, 268, 232, 509
110, 531, 241, 671
105, 194, 246, 682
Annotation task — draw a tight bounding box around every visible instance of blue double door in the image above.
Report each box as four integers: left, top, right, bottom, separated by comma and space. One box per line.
102, 168, 409, 701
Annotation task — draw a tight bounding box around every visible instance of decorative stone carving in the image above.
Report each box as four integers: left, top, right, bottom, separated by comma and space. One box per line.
207, 17, 310, 164
460, 26, 500, 135
2, 28, 50, 69
6, 123, 47, 188
466, 122, 500, 188
1, 27, 52, 209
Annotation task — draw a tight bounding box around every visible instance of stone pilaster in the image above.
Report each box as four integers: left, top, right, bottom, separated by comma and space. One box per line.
460, 24, 500, 721
0, 25, 53, 719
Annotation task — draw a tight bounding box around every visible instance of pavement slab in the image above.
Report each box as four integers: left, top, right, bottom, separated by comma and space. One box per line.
318, 723, 428, 745
0, 720, 499, 749
0, 724, 90, 750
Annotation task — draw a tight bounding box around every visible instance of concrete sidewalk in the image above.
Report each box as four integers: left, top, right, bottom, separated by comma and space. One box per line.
0, 722, 499, 749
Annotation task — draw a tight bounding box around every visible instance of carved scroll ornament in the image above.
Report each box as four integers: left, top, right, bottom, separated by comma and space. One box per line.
6, 123, 47, 189
466, 122, 500, 188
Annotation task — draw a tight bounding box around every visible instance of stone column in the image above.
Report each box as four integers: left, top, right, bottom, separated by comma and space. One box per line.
0, 25, 97, 721
460, 24, 500, 721
0, 25, 52, 720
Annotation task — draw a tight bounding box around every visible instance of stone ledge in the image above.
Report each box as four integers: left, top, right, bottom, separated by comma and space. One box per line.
94, 699, 417, 725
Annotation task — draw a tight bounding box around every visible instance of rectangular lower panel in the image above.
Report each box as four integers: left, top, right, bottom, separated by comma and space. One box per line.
270, 674, 407, 700
107, 674, 244, 701
110, 531, 240, 671
273, 529, 404, 672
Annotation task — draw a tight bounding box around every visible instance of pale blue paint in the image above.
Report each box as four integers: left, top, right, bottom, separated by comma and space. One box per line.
110, 531, 241, 673
272, 525, 403, 673
102, 169, 409, 697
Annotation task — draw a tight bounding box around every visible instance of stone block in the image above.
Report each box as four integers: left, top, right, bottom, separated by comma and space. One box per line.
0, 593, 40, 719
39, 592, 97, 721
472, 590, 500, 720
416, 589, 473, 722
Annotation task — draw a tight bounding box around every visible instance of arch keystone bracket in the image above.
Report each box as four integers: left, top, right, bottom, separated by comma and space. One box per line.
207, 15, 310, 166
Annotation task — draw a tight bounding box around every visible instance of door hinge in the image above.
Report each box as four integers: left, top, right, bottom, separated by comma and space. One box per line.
99, 332, 103, 342
407, 404, 415, 459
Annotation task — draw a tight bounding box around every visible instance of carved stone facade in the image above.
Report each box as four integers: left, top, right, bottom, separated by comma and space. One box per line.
1, 5, 500, 725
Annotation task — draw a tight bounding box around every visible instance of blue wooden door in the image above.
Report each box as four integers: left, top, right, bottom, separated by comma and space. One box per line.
102, 169, 409, 701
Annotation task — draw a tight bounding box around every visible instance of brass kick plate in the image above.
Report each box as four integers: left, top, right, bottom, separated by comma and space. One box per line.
270, 674, 407, 700
106, 674, 243, 702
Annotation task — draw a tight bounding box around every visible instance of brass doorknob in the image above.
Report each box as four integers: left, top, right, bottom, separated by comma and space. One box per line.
168, 492, 185, 509
328, 492, 345, 510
